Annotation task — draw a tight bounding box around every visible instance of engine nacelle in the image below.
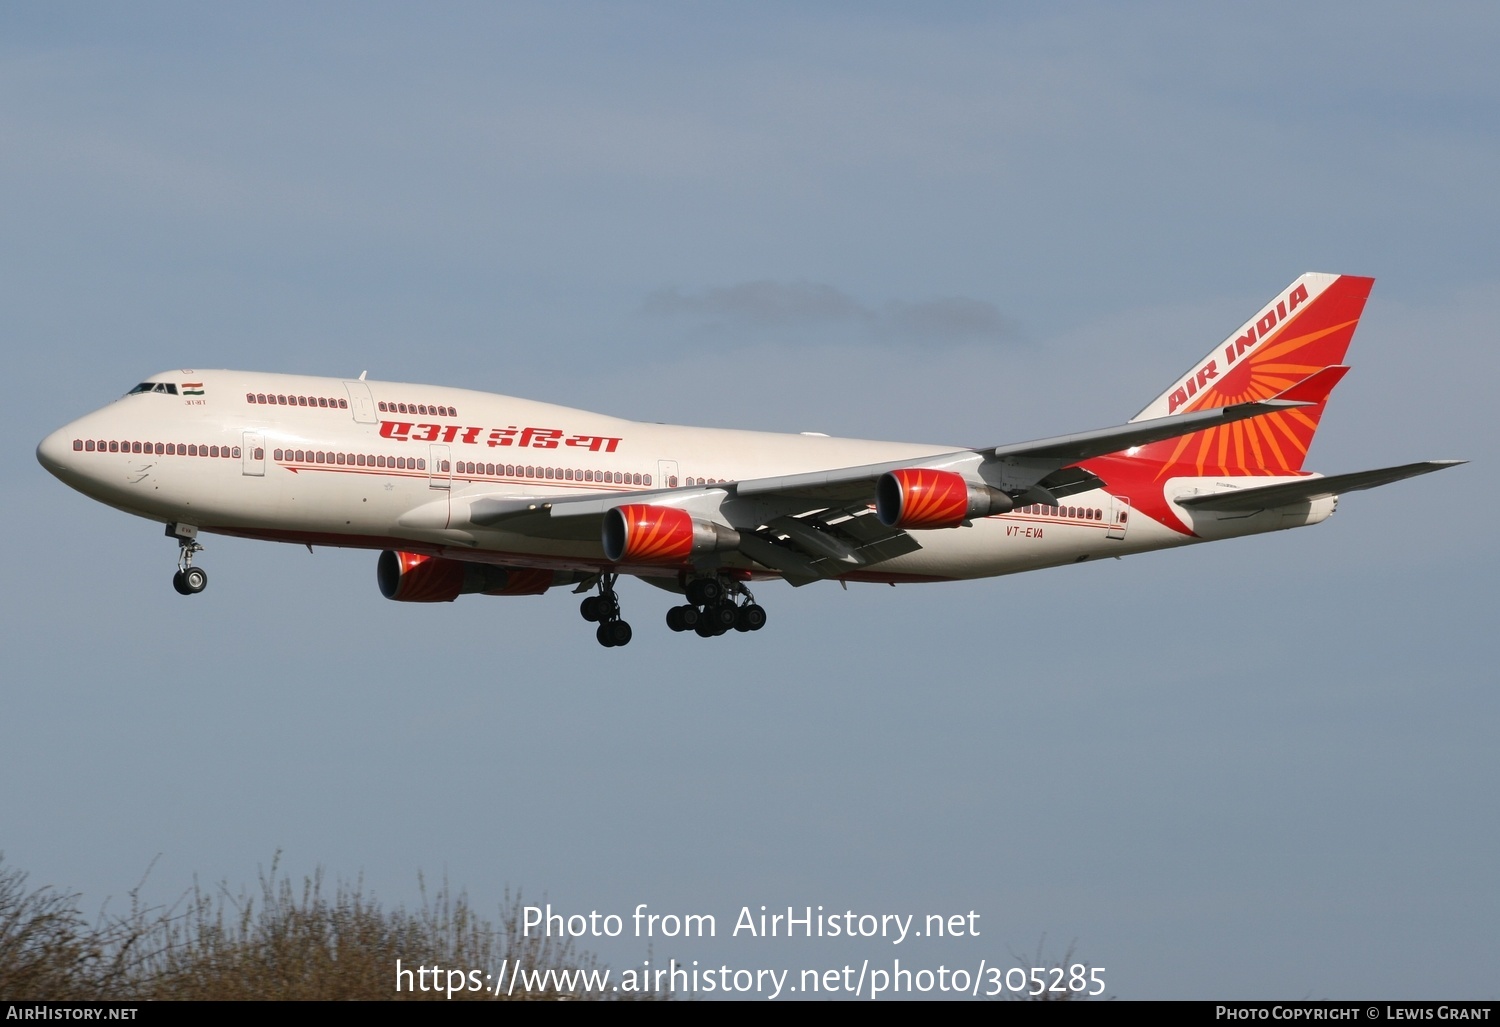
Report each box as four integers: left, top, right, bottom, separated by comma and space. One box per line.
875, 468, 1013, 529
377, 551, 569, 602
601, 504, 740, 564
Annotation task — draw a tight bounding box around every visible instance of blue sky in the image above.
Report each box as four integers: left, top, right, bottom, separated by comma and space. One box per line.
3, 3, 1496, 999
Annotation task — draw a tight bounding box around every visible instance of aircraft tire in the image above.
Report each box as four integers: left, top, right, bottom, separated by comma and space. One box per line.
596, 623, 616, 647
686, 578, 723, 606
581, 596, 601, 622
694, 619, 717, 638
172, 570, 191, 595
666, 607, 685, 632
182, 567, 208, 594
608, 620, 632, 646
710, 602, 738, 630
738, 604, 767, 632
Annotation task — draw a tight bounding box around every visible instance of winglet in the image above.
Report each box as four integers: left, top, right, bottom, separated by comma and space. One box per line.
1269, 365, 1350, 405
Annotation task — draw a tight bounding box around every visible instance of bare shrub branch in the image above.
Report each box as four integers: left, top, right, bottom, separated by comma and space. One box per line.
0, 853, 658, 1001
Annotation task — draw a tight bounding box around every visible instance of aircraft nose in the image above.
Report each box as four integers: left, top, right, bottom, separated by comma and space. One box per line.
37, 425, 78, 478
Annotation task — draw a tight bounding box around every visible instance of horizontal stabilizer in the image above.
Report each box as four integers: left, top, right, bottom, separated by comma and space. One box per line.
1271, 364, 1349, 404
1175, 460, 1465, 512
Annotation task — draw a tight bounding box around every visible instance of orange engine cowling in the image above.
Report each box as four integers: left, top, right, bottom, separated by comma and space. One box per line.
377, 551, 567, 602
875, 468, 1013, 529
601, 504, 740, 564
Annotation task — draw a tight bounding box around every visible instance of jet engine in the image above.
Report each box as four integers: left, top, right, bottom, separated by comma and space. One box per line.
601, 504, 740, 564
377, 551, 566, 602
875, 468, 1013, 529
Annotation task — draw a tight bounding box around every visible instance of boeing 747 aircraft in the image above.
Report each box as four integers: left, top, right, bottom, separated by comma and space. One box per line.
37, 273, 1460, 646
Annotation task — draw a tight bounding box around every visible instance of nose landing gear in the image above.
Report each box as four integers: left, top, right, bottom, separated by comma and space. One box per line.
167, 523, 207, 595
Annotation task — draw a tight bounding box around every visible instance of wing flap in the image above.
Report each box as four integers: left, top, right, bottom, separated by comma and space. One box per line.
765, 507, 922, 569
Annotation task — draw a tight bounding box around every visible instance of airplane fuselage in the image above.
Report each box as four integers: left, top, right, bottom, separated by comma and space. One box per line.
37, 368, 1329, 587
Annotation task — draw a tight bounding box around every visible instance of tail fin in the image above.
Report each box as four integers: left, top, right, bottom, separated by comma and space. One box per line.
1131, 272, 1374, 476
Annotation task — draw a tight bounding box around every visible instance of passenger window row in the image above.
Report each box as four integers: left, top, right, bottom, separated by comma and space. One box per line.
451, 461, 652, 486
74, 439, 240, 458
1015, 503, 1108, 521
247, 393, 348, 409
378, 401, 456, 417
275, 449, 426, 471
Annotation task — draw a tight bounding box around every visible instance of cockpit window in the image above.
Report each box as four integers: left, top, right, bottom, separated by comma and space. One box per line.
126, 382, 180, 396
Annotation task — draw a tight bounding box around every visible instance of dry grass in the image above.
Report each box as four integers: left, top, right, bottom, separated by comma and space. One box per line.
0, 858, 99, 998
0, 854, 655, 1001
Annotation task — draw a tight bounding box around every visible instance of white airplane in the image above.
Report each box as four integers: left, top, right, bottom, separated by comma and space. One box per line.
37, 273, 1460, 647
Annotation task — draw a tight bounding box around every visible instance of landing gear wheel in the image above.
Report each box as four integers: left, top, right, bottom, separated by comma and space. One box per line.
169, 526, 207, 596
694, 619, 717, 638
665, 606, 702, 632
586, 573, 629, 646
710, 602, 738, 630
736, 604, 767, 632
686, 578, 724, 606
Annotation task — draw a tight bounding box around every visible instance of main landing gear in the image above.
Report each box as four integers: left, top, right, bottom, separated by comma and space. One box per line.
166, 523, 207, 596
580, 573, 633, 647
580, 573, 769, 646
666, 576, 767, 639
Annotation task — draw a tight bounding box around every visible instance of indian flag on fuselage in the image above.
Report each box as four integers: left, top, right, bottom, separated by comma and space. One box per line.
182, 382, 205, 396
1129, 272, 1374, 478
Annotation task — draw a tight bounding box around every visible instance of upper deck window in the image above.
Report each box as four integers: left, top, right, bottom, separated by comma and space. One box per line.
127, 382, 179, 396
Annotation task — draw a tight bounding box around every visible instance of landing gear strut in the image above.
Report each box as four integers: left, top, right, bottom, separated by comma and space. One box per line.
167, 523, 207, 596
580, 572, 632, 647
667, 575, 767, 638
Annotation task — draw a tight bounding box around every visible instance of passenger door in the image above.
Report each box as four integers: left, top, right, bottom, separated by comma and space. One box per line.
1106, 496, 1129, 540
429, 445, 452, 490
242, 431, 265, 477
344, 381, 377, 424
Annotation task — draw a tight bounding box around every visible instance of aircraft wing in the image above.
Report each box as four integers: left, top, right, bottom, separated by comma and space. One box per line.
508, 365, 1349, 514
986, 366, 1347, 464
728, 366, 1352, 506
1174, 460, 1465, 513
447, 367, 1349, 579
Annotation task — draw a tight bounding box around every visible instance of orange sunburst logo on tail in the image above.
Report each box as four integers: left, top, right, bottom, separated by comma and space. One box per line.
1140, 275, 1373, 477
